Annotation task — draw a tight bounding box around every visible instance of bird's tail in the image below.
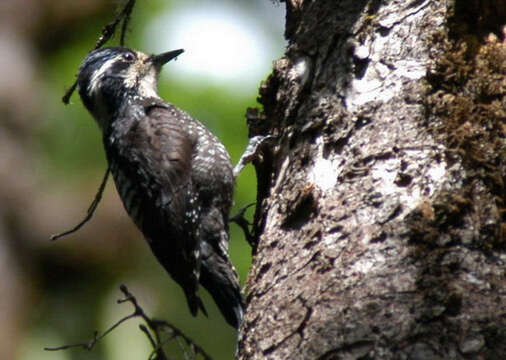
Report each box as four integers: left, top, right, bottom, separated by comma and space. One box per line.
200, 242, 244, 329
184, 287, 208, 318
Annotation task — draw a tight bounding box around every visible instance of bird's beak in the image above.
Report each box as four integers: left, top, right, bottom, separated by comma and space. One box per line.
150, 49, 184, 68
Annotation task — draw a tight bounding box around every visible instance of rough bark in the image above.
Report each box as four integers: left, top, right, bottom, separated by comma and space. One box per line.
238, 1, 505, 359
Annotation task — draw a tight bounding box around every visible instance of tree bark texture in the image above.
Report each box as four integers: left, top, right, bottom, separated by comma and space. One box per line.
238, 0, 505, 359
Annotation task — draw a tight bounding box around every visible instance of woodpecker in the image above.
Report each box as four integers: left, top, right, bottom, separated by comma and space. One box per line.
76, 46, 244, 328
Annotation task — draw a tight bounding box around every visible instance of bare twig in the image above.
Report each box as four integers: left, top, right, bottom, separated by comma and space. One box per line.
230, 203, 256, 246
62, 0, 137, 104
56, 1, 138, 233
120, 0, 136, 46
95, 0, 136, 49
50, 166, 110, 241
44, 309, 136, 352
61, 82, 78, 105
118, 285, 214, 360
44, 285, 213, 360
233, 135, 274, 177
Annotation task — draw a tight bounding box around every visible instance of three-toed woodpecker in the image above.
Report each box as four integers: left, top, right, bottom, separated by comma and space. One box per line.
76, 47, 244, 328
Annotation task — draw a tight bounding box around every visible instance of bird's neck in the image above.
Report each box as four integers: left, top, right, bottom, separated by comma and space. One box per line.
136, 75, 161, 100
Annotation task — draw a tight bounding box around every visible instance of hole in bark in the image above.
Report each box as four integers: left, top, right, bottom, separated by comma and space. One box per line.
257, 262, 272, 279
400, 159, 408, 170
377, 26, 391, 36
355, 115, 371, 129
282, 192, 317, 229
370, 231, 387, 243
394, 172, 413, 187
353, 57, 370, 79
328, 225, 343, 234
444, 292, 462, 316
303, 239, 319, 249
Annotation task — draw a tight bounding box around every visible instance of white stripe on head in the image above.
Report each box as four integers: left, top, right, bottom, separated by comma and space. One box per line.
85, 51, 161, 100
87, 55, 122, 97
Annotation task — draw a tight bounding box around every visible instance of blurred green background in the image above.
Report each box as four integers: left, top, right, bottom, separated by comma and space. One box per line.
0, 0, 285, 359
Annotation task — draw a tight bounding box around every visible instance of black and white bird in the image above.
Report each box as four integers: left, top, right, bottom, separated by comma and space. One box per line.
76, 46, 244, 328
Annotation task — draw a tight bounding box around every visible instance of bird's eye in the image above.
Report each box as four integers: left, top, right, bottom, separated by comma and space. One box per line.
123, 53, 135, 62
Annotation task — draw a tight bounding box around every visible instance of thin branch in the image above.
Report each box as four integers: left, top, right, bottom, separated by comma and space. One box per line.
44, 285, 213, 360
177, 337, 193, 360
233, 135, 275, 177
44, 313, 136, 352
118, 285, 214, 360
140, 324, 158, 349
153, 321, 214, 360
61, 82, 78, 105
50, 166, 110, 241
230, 202, 256, 246
120, 0, 136, 46
140, 324, 171, 360
95, 0, 136, 49
62, 0, 137, 104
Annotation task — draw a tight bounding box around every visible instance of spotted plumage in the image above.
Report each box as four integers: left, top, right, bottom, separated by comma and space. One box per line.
76, 46, 243, 328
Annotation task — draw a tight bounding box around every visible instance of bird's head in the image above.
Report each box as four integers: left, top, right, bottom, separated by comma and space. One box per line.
77, 46, 183, 129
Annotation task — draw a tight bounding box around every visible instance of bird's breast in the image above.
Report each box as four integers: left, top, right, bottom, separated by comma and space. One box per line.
109, 161, 144, 229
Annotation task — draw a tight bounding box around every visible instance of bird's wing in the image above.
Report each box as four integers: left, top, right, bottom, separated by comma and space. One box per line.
107, 101, 205, 316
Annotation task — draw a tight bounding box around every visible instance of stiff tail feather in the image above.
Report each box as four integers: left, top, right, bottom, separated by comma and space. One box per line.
184, 288, 208, 317
200, 242, 244, 328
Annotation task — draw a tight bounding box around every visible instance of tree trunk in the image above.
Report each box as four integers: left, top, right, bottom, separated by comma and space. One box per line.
237, 0, 506, 359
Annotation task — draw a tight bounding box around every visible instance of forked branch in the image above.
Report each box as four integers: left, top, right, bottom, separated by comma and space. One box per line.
62, 0, 137, 104
45, 285, 213, 360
